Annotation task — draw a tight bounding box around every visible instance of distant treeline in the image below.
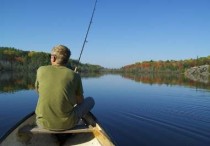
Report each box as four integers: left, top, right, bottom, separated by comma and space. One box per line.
0, 47, 104, 72
121, 56, 210, 73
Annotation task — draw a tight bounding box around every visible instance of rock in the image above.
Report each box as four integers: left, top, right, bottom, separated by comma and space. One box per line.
185, 65, 209, 83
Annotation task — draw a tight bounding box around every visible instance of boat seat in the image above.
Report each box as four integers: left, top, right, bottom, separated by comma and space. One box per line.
19, 125, 94, 134
31, 125, 94, 134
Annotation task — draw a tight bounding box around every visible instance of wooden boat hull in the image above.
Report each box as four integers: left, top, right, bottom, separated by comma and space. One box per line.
0, 112, 115, 146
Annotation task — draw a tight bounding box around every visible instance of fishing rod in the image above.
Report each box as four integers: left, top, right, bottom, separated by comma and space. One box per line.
75, 0, 98, 72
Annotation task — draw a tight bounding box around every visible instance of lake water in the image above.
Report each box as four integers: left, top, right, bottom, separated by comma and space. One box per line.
0, 72, 210, 146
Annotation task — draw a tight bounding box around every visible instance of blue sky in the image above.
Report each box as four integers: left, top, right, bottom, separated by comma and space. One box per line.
1, 0, 210, 68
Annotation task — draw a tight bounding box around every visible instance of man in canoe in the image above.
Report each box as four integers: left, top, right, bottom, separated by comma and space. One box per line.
35, 45, 95, 130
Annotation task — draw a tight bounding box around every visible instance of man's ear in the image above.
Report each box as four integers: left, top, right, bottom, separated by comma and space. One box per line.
51, 55, 56, 63
52, 56, 56, 62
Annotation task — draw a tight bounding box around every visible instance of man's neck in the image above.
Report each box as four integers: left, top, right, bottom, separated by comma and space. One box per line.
52, 62, 60, 66
51, 62, 66, 67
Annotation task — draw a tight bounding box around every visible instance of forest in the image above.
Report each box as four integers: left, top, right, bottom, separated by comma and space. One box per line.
0, 47, 103, 72
1, 47, 209, 74
121, 56, 210, 73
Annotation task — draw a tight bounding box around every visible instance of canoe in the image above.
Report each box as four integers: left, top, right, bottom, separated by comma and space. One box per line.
0, 112, 115, 146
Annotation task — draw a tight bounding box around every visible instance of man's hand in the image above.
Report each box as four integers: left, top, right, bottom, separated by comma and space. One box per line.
76, 95, 84, 104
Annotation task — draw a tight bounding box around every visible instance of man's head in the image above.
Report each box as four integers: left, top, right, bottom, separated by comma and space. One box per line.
51, 45, 71, 65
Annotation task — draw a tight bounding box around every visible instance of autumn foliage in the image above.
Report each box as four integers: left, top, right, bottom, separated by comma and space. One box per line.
122, 57, 210, 73
0, 47, 103, 72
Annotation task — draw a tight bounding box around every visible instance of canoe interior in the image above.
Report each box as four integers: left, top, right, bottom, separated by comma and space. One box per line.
0, 113, 115, 146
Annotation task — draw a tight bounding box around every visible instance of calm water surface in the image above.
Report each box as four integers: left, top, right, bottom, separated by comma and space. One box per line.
0, 74, 210, 146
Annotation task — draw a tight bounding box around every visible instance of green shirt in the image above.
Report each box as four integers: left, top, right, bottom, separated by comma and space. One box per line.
35, 65, 83, 130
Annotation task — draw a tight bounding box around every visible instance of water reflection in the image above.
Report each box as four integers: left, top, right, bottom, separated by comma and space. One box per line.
185, 72, 209, 84
80, 72, 104, 79
0, 71, 105, 93
0, 71, 210, 93
0, 71, 36, 93
121, 73, 210, 91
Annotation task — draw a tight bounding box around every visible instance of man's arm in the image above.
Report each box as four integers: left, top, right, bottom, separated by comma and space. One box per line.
76, 95, 84, 104
35, 79, 39, 93
75, 73, 84, 104
35, 67, 41, 93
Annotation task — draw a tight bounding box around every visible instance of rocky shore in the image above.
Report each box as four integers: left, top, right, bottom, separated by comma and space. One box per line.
185, 65, 210, 83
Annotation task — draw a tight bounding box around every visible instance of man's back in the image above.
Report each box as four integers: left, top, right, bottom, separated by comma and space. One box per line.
35, 65, 83, 130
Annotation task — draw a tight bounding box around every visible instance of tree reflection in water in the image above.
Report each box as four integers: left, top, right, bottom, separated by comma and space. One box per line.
121, 72, 210, 91
0, 72, 210, 93
0, 71, 36, 93
0, 71, 105, 93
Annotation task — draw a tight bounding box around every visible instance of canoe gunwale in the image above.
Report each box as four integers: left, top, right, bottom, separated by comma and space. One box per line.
89, 113, 116, 145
